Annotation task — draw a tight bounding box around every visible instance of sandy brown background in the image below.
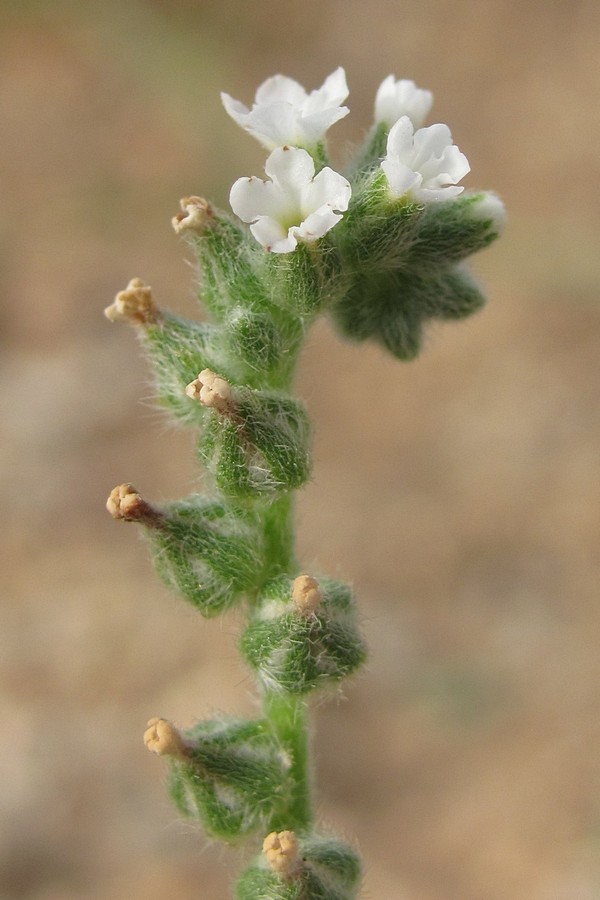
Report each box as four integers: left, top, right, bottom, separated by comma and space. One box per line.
2, 1, 600, 898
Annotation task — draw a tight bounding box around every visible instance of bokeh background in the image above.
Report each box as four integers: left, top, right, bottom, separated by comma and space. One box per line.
2, 1, 600, 898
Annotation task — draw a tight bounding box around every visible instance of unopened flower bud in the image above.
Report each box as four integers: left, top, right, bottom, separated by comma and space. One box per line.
185, 369, 233, 414
106, 483, 162, 524
124, 497, 262, 617
469, 190, 506, 236
171, 196, 214, 234
104, 278, 159, 325
292, 574, 322, 615
166, 717, 288, 840
237, 831, 362, 897
241, 575, 366, 695
197, 387, 311, 500
144, 717, 190, 760
262, 830, 301, 878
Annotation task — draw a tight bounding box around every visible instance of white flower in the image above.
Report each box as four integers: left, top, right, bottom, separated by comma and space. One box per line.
375, 75, 433, 129
381, 116, 470, 202
221, 68, 349, 151
229, 145, 351, 253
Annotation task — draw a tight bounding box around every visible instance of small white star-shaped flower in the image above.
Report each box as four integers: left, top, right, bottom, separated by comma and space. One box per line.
381, 116, 470, 202
229, 146, 351, 253
221, 68, 349, 151
375, 75, 433, 129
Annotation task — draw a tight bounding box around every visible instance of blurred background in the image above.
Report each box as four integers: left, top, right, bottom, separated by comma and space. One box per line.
2, 1, 600, 898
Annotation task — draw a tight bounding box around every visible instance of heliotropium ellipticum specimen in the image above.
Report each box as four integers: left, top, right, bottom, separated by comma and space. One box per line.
107, 66, 503, 899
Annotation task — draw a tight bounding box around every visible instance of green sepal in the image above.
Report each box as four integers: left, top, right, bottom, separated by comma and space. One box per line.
145, 497, 263, 616
347, 121, 389, 177
337, 170, 424, 270
330, 270, 422, 360
331, 263, 485, 361
167, 718, 289, 841
415, 264, 486, 320
330, 180, 499, 361
186, 209, 271, 320
141, 306, 302, 417
307, 140, 331, 172
339, 181, 501, 275
408, 192, 503, 265
140, 313, 221, 424
267, 241, 346, 318
240, 576, 366, 695
236, 868, 301, 900
198, 389, 311, 500
235, 834, 362, 900
218, 307, 303, 390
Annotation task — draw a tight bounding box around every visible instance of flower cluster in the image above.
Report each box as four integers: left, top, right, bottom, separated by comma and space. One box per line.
223, 69, 490, 254
220, 68, 504, 360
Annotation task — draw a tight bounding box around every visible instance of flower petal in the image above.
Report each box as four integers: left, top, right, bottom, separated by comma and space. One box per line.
302, 67, 349, 114
255, 74, 307, 106
411, 123, 454, 168
295, 208, 343, 241
386, 116, 417, 162
381, 158, 422, 197
230, 176, 286, 223
298, 108, 350, 146
264, 146, 315, 195
249, 216, 294, 252
418, 143, 470, 191
302, 167, 351, 216
417, 184, 464, 202
375, 76, 433, 129
239, 102, 302, 150
220, 92, 250, 127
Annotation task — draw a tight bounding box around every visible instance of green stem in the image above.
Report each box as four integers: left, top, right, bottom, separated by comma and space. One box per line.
260, 492, 297, 581
259, 490, 312, 834
263, 691, 312, 833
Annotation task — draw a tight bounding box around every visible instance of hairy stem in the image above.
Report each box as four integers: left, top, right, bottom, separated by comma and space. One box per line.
259, 490, 312, 832
260, 493, 297, 581
263, 691, 312, 833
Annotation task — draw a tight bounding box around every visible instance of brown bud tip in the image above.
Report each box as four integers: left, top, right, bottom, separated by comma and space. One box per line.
104, 278, 160, 325
106, 483, 160, 524
185, 368, 232, 414
144, 717, 190, 761
171, 196, 214, 234
262, 830, 301, 878
292, 575, 322, 615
